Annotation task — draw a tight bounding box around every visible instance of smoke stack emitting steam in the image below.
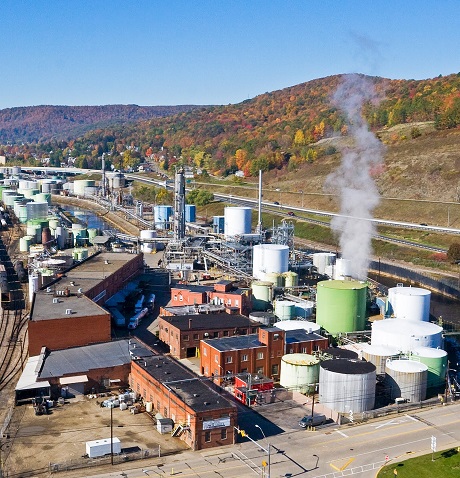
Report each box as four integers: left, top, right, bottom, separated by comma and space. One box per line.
327, 74, 385, 280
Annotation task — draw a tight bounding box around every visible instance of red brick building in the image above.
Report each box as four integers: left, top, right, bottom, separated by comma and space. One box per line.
170, 280, 252, 316
130, 354, 237, 450
158, 313, 260, 359
234, 374, 274, 406
200, 327, 329, 382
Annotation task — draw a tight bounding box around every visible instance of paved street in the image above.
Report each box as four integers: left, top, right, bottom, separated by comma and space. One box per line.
60, 401, 460, 478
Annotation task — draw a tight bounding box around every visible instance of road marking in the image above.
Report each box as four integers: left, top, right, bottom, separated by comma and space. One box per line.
334, 429, 348, 437
374, 420, 398, 429
405, 414, 418, 422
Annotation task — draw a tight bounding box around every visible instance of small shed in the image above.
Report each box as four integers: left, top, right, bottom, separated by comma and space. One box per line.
157, 418, 174, 434
86, 437, 121, 458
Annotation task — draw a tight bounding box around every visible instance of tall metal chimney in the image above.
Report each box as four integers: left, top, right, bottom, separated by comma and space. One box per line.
173, 167, 186, 241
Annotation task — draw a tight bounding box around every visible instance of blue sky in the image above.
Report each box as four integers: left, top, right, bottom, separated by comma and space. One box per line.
1, 1, 459, 109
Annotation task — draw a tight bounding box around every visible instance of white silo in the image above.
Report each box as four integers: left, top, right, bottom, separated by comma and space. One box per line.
334, 258, 352, 280
274, 300, 296, 320
274, 320, 320, 334
371, 319, 443, 351
312, 252, 336, 275
361, 343, 401, 375
280, 354, 320, 393
319, 359, 376, 413
385, 359, 428, 403
252, 244, 289, 280
140, 229, 157, 253
387, 286, 431, 321
224, 207, 252, 237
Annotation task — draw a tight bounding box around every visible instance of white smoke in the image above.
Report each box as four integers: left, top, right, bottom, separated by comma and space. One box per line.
327, 74, 384, 280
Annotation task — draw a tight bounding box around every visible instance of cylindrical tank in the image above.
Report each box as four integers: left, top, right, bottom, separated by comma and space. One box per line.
2, 190, 16, 202
108, 172, 126, 189
385, 359, 428, 403
248, 311, 276, 326
185, 204, 196, 223
252, 244, 289, 280
361, 344, 401, 375
334, 258, 353, 280
282, 271, 299, 288
26, 224, 41, 243
20, 236, 33, 252
322, 347, 359, 360
294, 301, 315, 319
212, 216, 225, 233
224, 207, 252, 237
73, 179, 96, 195
251, 281, 273, 311
273, 320, 321, 334
263, 272, 284, 287
11, 166, 21, 175
319, 359, 376, 413
154, 205, 173, 229
410, 347, 448, 391
316, 280, 367, 335
387, 286, 431, 322
48, 218, 60, 230
73, 248, 89, 261
145, 402, 153, 413
312, 252, 336, 275
55, 226, 68, 249
42, 227, 52, 247
280, 353, 320, 393
22, 188, 40, 199
4, 194, 24, 207
17, 205, 28, 223
141, 243, 155, 253
140, 229, 158, 239
34, 193, 52, 205
28, 274, 39, 303
274, 300, 296, 320
371, 319, 443, 351
26, 201, 48, 220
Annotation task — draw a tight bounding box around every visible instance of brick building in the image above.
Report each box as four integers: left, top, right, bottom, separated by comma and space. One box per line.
158, 313, 260, 359
170, 280, 252, 316
200, 327, 329, 382
130, 354, 237, 450
28, 252, 144, 355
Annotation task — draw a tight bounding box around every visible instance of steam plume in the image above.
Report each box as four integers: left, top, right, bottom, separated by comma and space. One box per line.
327, 74, 384, 280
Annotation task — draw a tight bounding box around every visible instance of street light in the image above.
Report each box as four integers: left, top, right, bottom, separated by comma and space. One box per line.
255, 424, 271, 478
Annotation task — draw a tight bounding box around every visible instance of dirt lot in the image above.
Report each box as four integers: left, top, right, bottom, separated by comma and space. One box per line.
4, 395, 188, 477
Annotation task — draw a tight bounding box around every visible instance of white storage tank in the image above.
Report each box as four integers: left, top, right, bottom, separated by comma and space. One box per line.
28, 274, 39, 303
224, 206, 252, 237
282, 271, 299, 288
387, 286, 431, 322
334, 258, 352, 280
280, 353, 320, 393
312, 252, 336, 275
252, 244, 289, 280
385, 359, 428, 403
26, 201, 49, 220
361, 344, 401, 375
319, 359, 376, 413
74, 179, 96, 196
371, 319, 443, 351
274, 300, 296, 320
273, 320, 320, 334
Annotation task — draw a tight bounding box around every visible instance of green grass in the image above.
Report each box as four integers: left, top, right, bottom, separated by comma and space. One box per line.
378, 448, 460, 477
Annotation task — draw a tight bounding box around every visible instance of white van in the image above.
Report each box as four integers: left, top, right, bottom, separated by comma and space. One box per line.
299, 414, 327, 428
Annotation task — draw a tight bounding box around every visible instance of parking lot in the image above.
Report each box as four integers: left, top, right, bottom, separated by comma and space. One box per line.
4, 395, 188, 477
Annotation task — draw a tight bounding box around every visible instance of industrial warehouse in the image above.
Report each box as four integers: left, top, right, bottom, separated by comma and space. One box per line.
0, 165, 458, 477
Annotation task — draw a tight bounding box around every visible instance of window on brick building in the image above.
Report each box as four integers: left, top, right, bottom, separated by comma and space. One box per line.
301, 347, 307, 353
251, 327, 257, 333
257, 352, 264, 360
205, 431, 211, 442
203, 348, 207, 356
213, 331, 219, 338
235, 299, 239, 307
215, 355, 219, 363
164, 407, 168, 417
194, 333, 199, 340
221, 428, 227, 440
225, 356, 233, 364
223, 330, 229, 336
272, 364, 279, 375
242, 354, 248, 362
183, 335, 189, 341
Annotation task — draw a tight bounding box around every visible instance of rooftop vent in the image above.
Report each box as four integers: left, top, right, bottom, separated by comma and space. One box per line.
77, 288, 83, 294
65, 309, 72, 315
46, 287, 52, 293
104, 260, 109, 265
52, 298, 59, 304
70, 281, 75, 286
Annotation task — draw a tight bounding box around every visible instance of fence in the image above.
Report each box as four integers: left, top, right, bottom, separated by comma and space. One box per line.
49, 446, 161, 473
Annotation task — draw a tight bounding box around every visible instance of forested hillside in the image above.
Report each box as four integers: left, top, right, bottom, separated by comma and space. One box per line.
2, 73, 460, 178
0, 104, 202, 143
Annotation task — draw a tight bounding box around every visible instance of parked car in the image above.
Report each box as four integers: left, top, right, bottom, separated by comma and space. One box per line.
287, 211, 295, 216
299, 414, 327, 428
274, 201, 280, 205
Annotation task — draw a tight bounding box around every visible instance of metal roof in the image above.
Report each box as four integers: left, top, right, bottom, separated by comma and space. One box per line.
160, 313, 258, 331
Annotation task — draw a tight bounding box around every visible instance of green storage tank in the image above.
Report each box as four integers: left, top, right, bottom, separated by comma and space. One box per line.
316, 280, 367, 335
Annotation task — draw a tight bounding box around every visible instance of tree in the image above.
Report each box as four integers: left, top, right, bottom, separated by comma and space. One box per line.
293, 129, 305, 146
447, 242, 460, 263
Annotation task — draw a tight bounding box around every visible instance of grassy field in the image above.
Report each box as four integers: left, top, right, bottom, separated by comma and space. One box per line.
378, 448, 460, 477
